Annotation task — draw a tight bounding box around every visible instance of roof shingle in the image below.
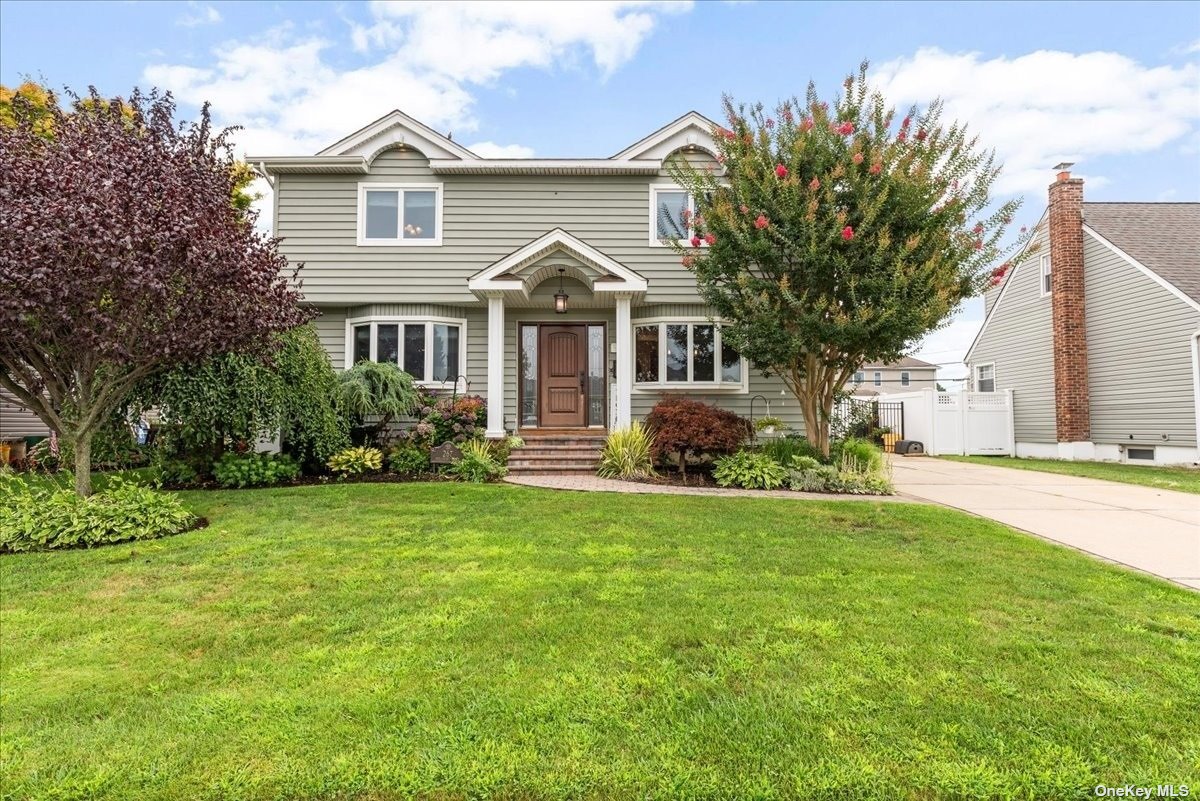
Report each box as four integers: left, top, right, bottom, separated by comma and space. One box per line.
1082, 202, 1200, 303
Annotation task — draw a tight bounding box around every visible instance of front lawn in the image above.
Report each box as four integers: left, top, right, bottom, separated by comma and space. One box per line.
2, 483, 1197, 800
940, 454, 1200, 495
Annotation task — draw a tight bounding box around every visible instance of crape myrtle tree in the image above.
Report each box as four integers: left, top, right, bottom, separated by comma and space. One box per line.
0, 87, 311, 496
669, 63, 1027, 457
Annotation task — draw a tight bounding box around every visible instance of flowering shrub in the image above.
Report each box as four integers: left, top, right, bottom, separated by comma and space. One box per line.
645, 397, 750, 475
408, 394, 485, 447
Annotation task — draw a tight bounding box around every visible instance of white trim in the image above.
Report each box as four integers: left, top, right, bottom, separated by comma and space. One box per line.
1082, 224, 1200, 313
318, 109, 478, 160
1039, 253, 1052, 298
468, 228, 647, 295
1191, 329, 1200, 458
900, 371, 911, 387
964, 210, 1049, 363
344, 315, 467, 389
630, 317, 749, 394
612, 111, 721, 161
485, 297, 506, 438
250, 156, 368, 176
872, 371, 882, 387
356, 183, 444, 246
429, 159, 660, 175
974, 362, 996, 393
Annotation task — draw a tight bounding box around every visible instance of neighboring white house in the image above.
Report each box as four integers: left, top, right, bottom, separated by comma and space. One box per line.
965, 166, 1200, 466
848, 357, 938, 397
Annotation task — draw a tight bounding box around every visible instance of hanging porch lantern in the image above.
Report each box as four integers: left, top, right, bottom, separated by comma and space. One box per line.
554, 268, 569, 314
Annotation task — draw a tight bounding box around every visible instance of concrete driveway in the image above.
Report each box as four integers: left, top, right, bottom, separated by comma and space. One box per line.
889, 456, 1200, 590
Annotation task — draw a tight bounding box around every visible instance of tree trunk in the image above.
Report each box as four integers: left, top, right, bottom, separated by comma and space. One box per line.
796, 386, 830, 458
72, 432, 93, 497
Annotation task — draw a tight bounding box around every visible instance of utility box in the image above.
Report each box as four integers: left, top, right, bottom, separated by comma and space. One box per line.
894, 440, 925, 456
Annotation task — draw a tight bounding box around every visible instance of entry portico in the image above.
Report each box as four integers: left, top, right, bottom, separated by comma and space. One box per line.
468, 229, 647, 438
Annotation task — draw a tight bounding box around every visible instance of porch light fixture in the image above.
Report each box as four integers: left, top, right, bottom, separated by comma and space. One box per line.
554, 268, 569, 313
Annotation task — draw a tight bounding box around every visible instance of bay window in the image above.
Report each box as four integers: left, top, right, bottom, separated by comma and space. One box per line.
348, 319, 464, 385
358, 183, 442, 245
634, 322, 744, 388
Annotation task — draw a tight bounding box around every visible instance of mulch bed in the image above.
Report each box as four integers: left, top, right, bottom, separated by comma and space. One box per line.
629, 470, 720, 488
160, 472, 460, 492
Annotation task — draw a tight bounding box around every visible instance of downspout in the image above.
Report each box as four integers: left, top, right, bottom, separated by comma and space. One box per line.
1191, 329, 1200, 465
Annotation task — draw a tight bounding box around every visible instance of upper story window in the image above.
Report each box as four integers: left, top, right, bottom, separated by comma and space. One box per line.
357, 183, 442, 246
853, 371, 864, 384
873, 371, 882, 387
901, 371, 911, 387
650, 186, 704, 246
634, 322, 745, 390
349, 318, 464, 385
975, 363, 995, 393
1040, 254, 1052, 297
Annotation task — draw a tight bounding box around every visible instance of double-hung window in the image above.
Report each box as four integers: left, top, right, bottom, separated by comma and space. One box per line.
853, 371, 865, 384
975, 363, 996, 393
349, 318, 464, 385
873, 371, 882, 387
901, 371, 911, 387
1040, 254, 1052, 297
358, 183, 442, 245
634, 322, 745, 389
650, 186, 704, 245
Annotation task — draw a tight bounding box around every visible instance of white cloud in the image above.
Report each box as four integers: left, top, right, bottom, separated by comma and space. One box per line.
146, 3, 689, 159
466, 141, 536, 158
871, 48, 1200, 195
177, 2, 222, 27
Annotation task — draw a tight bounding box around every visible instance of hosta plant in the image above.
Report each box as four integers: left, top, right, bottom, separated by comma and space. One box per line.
713, 450, 789, 490
211, 452, 300, 489
327, 446, 383, 476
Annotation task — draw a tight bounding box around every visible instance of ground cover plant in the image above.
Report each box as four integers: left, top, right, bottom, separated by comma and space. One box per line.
1, 481, 1196, 799
941, 455, 1200, 495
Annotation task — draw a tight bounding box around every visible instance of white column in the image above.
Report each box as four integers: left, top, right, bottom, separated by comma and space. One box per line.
614, 294, 632, 429
485, 295, 506, 439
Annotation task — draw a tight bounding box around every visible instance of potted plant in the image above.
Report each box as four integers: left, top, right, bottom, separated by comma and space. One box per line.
755, 416, 788, 437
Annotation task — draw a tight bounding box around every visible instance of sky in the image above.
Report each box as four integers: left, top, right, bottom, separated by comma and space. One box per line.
3, 0, 1198, 383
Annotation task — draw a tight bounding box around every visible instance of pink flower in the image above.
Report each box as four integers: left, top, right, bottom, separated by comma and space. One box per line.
681, 255, 695, 268
973, 223, 984, 234
1020, 226, 1027, 233
754, 214, 769, 230
739, 204, 750, 214
782, 109, 794, 123
765, 118, 775, 129
703, 233, 716, 245
690, 236, 702, 248
990, 275, 1003, 287
775, 163, 789, 178
901, 115, 911, 129
973, 239, 983, 250
838, 121, 855, 136
681, 208, 692, 221
809, 177, 821, 191
841, 226, 854, 241
852, 152, 864, 164
916, 129, 927, 142
716, 154, 725, 164
869, 162, 882, 175
897, 131, 907, 143
800, 118, 814, 132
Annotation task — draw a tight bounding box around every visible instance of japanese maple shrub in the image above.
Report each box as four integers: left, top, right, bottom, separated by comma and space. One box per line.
668, 62, 1028, 457
644, 397, 750, 476
0, 88, 309, 496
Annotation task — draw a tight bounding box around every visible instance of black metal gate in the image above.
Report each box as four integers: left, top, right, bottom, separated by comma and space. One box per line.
840, 397, 905, 452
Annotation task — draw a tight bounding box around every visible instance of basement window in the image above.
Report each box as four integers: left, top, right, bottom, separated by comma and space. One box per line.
1126, 447, 1155, 462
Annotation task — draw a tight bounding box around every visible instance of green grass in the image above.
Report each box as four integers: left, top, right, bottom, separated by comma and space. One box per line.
940, 455, 1200, 495
2, 483, 1198, 800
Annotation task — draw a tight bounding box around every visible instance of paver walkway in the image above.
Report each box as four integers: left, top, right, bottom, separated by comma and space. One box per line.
505, 473, 906, 501
890, 456, 1200, 590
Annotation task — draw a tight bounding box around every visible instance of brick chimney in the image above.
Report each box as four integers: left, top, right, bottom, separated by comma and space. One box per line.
1048, 164, 1090, 443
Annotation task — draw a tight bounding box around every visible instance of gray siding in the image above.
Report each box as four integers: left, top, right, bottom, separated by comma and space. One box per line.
968, 229, 1057, 443
312, 307, 347, 369
274, 148, 713, 306
1, 388, 50, 439
1083, 234, 1199, 447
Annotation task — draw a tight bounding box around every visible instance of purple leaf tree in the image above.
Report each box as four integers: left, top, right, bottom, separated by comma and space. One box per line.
0, 88, 311, 496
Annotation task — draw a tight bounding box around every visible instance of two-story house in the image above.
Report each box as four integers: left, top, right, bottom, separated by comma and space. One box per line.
848, 357, 939, 397
252, 110, 807, 445
965, 166, 1199, 466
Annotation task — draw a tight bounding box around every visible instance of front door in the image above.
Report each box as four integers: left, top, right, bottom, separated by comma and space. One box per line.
538, 325, 587, 427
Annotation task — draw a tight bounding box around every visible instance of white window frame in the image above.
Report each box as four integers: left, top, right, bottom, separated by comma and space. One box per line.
901, 371, 911, 387
344, 315, 467, 388
1040, 253, 1052, 297
631, 318, 748, 393
873, 371, 882, 387
975, 362, 996, 393
356, 182, 444, 246
648, 184, 704, 247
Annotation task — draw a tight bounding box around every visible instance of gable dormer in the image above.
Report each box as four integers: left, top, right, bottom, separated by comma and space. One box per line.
317, 109, 477, 164
611, 111, 720, 161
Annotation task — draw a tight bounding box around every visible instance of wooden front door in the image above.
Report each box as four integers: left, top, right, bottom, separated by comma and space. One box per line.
538, 325, 587, 427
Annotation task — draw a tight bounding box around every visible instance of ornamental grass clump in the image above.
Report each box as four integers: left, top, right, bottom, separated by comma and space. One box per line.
597, 423, 656, 480
446, 440, 507, 483
0, 475, 197, 552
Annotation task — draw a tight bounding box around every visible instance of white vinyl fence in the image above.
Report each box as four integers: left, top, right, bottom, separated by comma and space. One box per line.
883, 389, 1015, 456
